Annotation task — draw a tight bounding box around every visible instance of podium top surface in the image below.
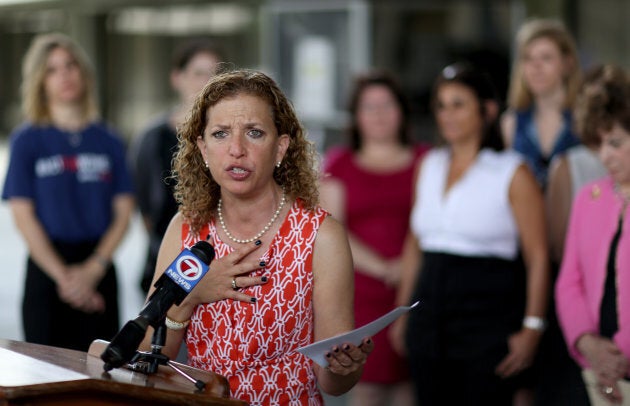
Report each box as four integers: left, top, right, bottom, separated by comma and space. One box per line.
0, 338, 247, 405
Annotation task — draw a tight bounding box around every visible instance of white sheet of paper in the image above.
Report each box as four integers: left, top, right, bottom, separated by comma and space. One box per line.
296, 301, 419, 367
0, 347, 88, 386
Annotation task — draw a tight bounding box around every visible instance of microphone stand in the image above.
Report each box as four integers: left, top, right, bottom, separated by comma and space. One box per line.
126, 319, 206, 391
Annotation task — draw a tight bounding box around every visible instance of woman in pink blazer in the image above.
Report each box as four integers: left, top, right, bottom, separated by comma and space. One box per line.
556, 64, 630, 405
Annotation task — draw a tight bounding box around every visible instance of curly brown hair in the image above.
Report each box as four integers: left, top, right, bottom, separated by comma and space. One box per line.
573, 64, 630, 147
173, 69, 320, 234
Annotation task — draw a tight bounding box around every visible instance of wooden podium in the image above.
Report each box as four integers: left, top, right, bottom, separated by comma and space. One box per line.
0, 338, 247, 405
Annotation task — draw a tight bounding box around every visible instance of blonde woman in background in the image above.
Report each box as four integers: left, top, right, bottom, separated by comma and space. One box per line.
502, 19, 585, 404
502, 18, 582, 189
1, 33, 134, 351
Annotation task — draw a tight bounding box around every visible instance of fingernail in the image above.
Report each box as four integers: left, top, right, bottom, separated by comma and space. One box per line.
366, 338, 372, 344
343, 344, 350, 351
259, 261, 266, 267
333, 347, 339, 353
250, 297, 257, 303
255, 240, 262, 246
261, 276, 268, 282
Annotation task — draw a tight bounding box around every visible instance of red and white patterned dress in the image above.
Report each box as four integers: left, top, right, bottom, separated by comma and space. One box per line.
182, 200, 327, 405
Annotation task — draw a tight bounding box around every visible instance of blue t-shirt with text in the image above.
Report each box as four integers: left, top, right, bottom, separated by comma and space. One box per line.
2, 122, 134, 243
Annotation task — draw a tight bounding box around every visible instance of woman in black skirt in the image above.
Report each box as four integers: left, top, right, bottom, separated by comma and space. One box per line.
392, 63, 550, 405
2, 33, 134, 352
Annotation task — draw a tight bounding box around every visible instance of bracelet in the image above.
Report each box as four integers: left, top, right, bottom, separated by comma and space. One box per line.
165, 316, 190, 330
91, 253, 111, 269
523, 316, 547, 332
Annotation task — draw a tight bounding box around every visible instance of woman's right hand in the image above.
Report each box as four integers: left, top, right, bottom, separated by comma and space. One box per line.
182, 240, 268, 307
495, 328, 542, 378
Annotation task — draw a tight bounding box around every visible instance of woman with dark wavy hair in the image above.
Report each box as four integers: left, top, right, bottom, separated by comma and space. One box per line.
393, 63, 549, 405
320, 70, 428, 406
140, 69, 373, 404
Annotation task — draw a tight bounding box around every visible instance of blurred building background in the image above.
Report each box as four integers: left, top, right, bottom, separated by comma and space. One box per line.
0, 1, 626, 403
1, 0, 628, 329
0, 0, 628, 150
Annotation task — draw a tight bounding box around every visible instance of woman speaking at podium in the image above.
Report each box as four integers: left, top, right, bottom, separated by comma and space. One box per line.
140, 69, 373, 404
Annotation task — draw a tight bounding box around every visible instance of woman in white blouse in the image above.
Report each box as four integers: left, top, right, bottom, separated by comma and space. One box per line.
393, 63, 549, 405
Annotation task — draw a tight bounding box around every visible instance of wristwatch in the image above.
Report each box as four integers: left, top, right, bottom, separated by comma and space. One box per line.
522, 316, 547, 332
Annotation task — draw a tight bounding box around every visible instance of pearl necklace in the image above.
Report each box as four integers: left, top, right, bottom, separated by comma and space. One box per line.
217, 189, 286, 244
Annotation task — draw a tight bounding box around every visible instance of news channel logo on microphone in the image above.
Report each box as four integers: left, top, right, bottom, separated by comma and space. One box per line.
164, 249, 210, 293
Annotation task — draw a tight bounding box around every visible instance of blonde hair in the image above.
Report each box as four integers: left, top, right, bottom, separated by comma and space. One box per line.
21, 32, 99, 124
173, 69, 320, 234
507, 18, 582, 110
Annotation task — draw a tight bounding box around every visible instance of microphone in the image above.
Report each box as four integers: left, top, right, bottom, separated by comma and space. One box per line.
101, 240, 215, 371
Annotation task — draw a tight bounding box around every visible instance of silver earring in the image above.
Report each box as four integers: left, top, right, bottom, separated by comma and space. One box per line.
205, 161, 209, 169
276, 161, 281, 168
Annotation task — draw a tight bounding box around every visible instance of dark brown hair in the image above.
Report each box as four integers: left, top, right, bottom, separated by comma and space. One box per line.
432, 62, 504, 151
347, 71, 411, 151
171, 39, 224, 71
